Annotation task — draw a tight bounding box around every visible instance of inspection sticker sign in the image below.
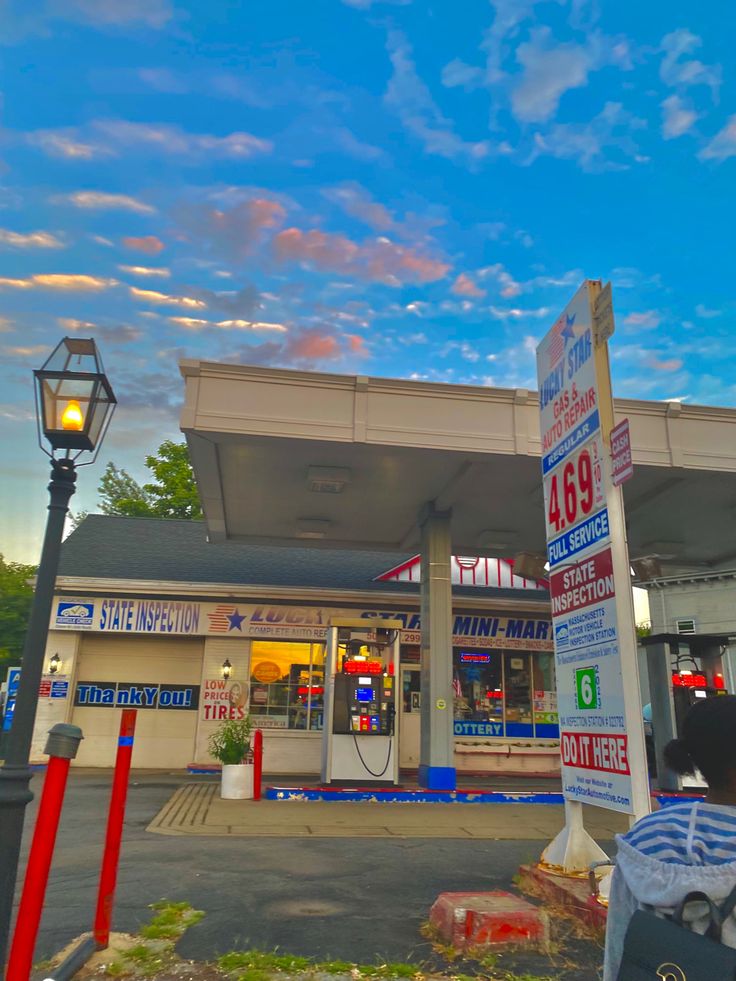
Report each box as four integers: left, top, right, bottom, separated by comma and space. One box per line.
537, 282, 636, 814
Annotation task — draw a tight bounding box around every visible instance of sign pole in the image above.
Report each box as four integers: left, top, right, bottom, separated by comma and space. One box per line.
536, 280, 650, 874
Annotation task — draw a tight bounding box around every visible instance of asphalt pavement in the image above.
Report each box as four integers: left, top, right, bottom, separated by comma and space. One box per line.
15, 770, 613, 969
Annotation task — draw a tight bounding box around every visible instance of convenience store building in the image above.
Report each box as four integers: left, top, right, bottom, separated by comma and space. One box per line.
36, 515, 560, 775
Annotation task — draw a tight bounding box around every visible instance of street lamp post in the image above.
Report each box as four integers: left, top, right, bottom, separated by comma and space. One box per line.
0, 338, 116, 972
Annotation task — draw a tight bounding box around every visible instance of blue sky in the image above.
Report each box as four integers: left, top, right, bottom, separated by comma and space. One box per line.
0, 0, 734, 562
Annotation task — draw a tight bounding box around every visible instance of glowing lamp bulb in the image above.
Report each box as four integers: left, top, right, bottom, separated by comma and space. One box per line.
61, 399, 84, 431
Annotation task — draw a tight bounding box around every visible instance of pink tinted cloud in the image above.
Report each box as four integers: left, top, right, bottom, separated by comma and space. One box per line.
286, 330, 340, 360
648, 356, 683, 372
273, 227, 449, 285
346, 334, 369, 355
123, 235, 165, 255
451, 273, 486, 298
177, 198, 286, 258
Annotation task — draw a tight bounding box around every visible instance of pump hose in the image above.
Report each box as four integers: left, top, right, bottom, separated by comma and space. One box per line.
352, 732, 392, 778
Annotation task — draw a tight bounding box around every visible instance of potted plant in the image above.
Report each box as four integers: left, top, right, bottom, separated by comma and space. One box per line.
208, 717, 254, 799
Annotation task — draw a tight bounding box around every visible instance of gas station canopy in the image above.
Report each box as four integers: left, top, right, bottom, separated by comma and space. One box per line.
180, 361, 736, 573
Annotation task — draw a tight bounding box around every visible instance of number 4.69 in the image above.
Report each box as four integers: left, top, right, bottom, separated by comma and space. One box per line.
544, 438, 604, 536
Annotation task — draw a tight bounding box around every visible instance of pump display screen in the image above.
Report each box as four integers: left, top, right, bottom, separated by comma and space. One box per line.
355, 687, 373, 702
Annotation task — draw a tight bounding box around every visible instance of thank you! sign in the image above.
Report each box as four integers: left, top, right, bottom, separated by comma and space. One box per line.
74, 681, 199, 710
537, 281, 644, 816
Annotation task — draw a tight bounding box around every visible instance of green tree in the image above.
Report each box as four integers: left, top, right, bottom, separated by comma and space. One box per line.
142, 440, 202, 519
0, 555, 36, 681
99, 462, 153, 517
97, 441, 202, 521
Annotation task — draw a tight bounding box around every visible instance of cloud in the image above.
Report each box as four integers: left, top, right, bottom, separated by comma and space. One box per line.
175, 198, 286, 259
511, 28, 631, 124
118, 265, 170, 278
129, 287, 206, 309
699, 116, 736, 163
489, 305, 550, 321
384, 30, 491, 165
477, 263, 521, 297
623, 310, 661, 329
341, 0, 410, 7
0, 274, 117, 291
189, 285, 262, 318
660, 29, 721, 98
168, 317, 210, 329
0, 0, 173, 42
0, 228, 64, 248
451, 273, 486, 298
284, 330, 340, 360
695, 303, 721, 319
323, 184, 394, 232
648, 355, 684, 372
56, 0, 173, 28
30, 120, 273, 163
26, 130, 111, 160
122, 235, 165, 254
530, 102, 646, 171
58, 191, 155, 214
1, 344, 52, 358
441, 59, 485, 91
273, 227, 450, 285
93, 119, 273, 159
661, 95, 698, 139
58, 317, 97, 330
137, 67, 188, 93
512, 30, 595, 123
217, 320, 287, 332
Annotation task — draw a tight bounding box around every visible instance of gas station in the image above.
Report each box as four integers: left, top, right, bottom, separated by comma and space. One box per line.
179, 282, 736, 808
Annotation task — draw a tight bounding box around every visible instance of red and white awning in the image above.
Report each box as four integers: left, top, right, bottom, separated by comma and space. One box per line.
375, 555, 547, 591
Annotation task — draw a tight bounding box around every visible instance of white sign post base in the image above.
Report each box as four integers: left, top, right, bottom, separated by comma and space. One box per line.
540, 800, 609, 873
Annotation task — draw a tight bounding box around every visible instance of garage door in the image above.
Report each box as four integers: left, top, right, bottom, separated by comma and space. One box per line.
72, 635, 203, 768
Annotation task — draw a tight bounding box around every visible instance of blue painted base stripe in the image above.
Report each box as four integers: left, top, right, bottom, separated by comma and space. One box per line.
266, 786, 565, 804
118, 736, 134, 746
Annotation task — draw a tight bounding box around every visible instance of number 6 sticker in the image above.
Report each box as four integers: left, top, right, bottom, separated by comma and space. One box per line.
575, 665, 601, 710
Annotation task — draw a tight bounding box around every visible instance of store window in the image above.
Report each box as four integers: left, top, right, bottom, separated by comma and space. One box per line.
504, 652, 533, 736
453, 651, 504, 738
532, 652, 559, 738
249, 641, 325, 730
452, 650, 559, 739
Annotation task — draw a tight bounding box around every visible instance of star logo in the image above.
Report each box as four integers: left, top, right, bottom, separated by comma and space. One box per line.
561, 313, 576, 341
227, 609, 246, 631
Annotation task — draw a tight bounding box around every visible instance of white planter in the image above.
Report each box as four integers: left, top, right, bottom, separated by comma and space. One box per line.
221, 763, 254, 799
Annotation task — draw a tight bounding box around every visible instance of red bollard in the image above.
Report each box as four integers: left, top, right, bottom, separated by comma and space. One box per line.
93, 709, 137, 949
6, 724, 84, 981
253, 728, 263, 801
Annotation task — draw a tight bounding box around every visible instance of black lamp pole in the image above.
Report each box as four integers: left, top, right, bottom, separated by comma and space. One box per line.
0, 336, 115, 974
0, 458, 77, 970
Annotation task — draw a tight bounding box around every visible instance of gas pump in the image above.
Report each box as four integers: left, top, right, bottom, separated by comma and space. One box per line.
672, 652, 728, 734
321, 618, 401, 785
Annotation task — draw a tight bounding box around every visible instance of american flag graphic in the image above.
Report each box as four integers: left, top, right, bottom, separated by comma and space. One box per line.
547, 315, 567, 368
207, 605, 236, 632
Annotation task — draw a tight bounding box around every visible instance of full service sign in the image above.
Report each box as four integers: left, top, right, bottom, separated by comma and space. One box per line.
537, 282, 634, 814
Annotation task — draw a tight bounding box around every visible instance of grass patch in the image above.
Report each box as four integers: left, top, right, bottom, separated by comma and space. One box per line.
140, 900, 205, 940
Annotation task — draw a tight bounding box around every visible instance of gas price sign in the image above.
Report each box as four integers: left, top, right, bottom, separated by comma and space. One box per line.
543, 436, 604, 538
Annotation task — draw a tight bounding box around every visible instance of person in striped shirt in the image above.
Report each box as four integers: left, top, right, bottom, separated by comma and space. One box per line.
604, 695, 736, 981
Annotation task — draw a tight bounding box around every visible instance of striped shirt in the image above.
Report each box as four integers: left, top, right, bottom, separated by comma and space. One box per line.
624, 801, 736, 866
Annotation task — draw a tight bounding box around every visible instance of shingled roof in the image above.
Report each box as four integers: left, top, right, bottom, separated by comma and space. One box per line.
58, 515, 549, 602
